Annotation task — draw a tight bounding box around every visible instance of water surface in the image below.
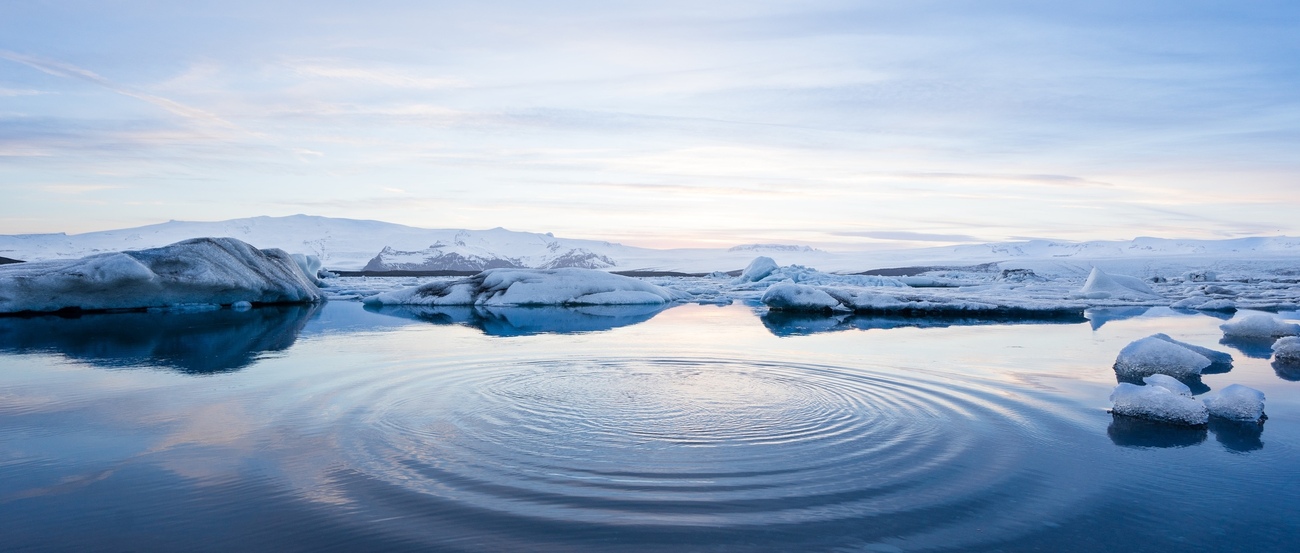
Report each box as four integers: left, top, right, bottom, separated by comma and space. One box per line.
2, 302, 1298, 551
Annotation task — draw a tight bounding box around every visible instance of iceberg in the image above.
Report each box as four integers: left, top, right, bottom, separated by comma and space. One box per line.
1149, 333, 1233, 369
736, 256, 779, 282
1113, 335, 1212, 379
760, 283, 845, 312
1110, 382, 1209, 426
1202, 384, 1266, 422
1142, 374, 1192, 397
1075, 267, 1161, 300
363, 268, 686, 306
1272, 336, 1300, 364
1219, 314, 1300, 338
0, 237, 322, 314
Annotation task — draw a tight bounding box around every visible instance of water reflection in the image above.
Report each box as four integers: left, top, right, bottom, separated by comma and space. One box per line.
1272, 359, 1300, 381
1085, 306, 1153, 330
1107, 414, 1207, 448
364, 303, 669, 336
760, 310, 1087, 337
1219, 336, 1277, 359
0, 304, 318, 373
1208, 418, 1265, 452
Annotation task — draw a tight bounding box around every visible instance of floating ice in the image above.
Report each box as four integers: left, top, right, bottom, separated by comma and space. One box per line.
1113, 336, 1211, 379
291, 253, 324, 285
1142, 374, 1192, 397
1219, 314, 1300, 338
1170, 297, 1236, 311
1075, 268, 1161, 300
1202, 384, 1266, 422
363, 268, 687, 306
760, 283, 845, 312
0, 237, 322, 314
736, 256, 779, 282
1149, 333, 1233, 367
1110, 382, 1209, 425
1272, 336, 1300, 364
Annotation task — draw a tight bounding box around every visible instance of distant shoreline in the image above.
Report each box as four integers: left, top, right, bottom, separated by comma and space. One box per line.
330, 269, 743, 278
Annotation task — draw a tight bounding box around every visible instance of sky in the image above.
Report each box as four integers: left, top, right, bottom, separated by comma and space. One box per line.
1, 1, 1298, 249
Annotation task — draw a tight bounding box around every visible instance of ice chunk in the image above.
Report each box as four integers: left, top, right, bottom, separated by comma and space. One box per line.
1170, 297, 1236, 311
1182, 270, 1217, 282
1142, 374, 1192, 397
291, 253, 323, 285
1219, 314, 1300, 338
363, 268, 686, 306
1113, 336, 1211, 379
1202, 384, 1265, 421
760, 283, 845, 312
1075, 267, 1161, 300
1149, 333, 1233, 367
1110, 382, 1209, 425
0, 237, 322, 314
737, 256, 779, 282
1272, 336, 1300, 364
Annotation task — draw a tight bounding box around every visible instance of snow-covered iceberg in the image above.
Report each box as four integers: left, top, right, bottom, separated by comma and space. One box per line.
1202, 384, 1266, 422
1273, 336, 1300, 364
1074, 268, 1162, 300
363, 268, 687, 306
1110, 382, 1209, 426
1220, 313, 1300, 338
1113, 335, 1211, 380
1149, 333, 1233, 370
0, 237, 322, 314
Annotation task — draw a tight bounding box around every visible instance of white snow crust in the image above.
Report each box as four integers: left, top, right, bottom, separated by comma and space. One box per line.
1142, 374, 1192, 397
1272, 336, 1300, 364
1149, 333, 1233, 367
0, 237, 322, 313
363, 268, 687, 306
1113, 336, 1211, 379
1219, 314, 1300, 338
1110, 382, 1209, 425
1202, 384, 1265, 421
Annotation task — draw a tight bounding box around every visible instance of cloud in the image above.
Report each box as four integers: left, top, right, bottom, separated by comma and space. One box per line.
0, 50, 238, 129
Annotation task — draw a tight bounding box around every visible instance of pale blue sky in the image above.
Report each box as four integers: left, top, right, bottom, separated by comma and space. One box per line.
2, 1, 1297, 248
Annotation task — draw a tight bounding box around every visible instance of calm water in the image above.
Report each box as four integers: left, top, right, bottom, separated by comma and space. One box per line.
2, 301, 1299, 552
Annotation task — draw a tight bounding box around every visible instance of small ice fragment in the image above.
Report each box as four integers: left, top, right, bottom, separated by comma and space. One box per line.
1220, 314, 1300, 338
1114, 336, 1211, 379
1076, 267, 1161, 300
1202, 384, 1265, 421
1150, 333, 1233, 366
1110, 382, 1209, 425
232, 301, 253, 311
1142, 374, 1191, 397
1272, 336, 1300, 364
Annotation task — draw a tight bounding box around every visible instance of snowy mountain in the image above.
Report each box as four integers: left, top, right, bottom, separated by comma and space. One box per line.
1, 215, 1297, 274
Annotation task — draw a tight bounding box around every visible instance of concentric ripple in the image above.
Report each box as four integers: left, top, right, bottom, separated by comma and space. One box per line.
308, 355, 1102, 539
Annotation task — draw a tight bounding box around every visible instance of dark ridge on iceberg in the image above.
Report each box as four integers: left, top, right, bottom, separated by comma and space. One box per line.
0, 256, 23, 265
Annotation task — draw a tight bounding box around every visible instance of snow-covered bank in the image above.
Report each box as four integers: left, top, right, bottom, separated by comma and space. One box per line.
364, 268, 687, 306
0, 238, 321, 314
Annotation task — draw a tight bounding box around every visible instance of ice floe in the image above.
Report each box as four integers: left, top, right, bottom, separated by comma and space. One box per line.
1202, 384, 1266, 422
1272, 336, 1300, 364
1220, 313, 1300, 338
0, 237, 321, 314
1110, 382, 1209, 425
1142, 374, 1192, 397
363, 268, 687, 306
1113, 335, 1211, 379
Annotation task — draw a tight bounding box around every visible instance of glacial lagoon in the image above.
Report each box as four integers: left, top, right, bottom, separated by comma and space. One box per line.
2, 300, 1298, 551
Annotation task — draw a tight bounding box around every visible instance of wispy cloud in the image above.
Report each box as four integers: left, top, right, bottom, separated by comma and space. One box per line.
0, 50, 239, 129
831, 231, 984, 243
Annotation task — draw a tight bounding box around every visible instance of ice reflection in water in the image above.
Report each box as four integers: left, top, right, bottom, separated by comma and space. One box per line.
0, 304, 318, 373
